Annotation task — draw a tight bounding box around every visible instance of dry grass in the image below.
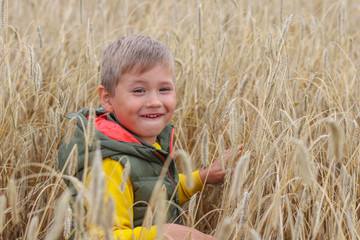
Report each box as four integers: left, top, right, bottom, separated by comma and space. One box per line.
1, 0, 360, 239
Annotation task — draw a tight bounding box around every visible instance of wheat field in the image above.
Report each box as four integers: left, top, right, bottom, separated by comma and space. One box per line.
1, 0, 360, 239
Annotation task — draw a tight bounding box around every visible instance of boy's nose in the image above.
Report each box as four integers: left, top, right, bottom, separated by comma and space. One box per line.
145, 92, 162, 108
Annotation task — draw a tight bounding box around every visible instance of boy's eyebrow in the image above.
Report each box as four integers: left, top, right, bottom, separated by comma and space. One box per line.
130, 79, 147, 84
130, 78, 174, 85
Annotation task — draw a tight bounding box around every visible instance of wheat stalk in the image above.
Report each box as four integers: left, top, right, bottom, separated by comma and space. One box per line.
238, 191, 249, 231
44, 191, 70, 240
340, 165, 351, 205
267, 173, 282, 233
176, 149, 194, 189
8, 178, 19, 224
155, 185, 167, 240
197, 3, 202, 47
0, 195, 6, 232
238, 74, 250, 98
88, 141, 105, 226
346, 208, 356, 240
79, 0, 83, 24
300, 186, 311, 212
74, 191, 86, 238
213, 81, 228, 118
188, 193, 197, 226
143, 155, 173, 231
294, 210, 304, 240
66, 144, 78, 176
102, 196, 115, 240
120, 158, 130, 192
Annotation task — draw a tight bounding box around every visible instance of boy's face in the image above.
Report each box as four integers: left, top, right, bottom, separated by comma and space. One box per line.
99, 64, 176, 144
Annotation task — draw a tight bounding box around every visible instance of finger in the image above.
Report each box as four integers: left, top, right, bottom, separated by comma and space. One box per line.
236, 144, 244, 155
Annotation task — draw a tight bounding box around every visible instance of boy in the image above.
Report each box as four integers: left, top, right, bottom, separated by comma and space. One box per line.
59, 35, 237, 239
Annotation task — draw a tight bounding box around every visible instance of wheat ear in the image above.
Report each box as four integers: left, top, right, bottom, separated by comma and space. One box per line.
216, 216, 234, 240
200, 125, 210, 167
66, 144, 78, 176
8, 178, 19, 224
36, 25, 43, 48
88, 141, 105, 226
218, 133, 226, 171
65, 117, 77, 146
0, 195, 6, 232
155, 185, 168, 240
293, 138, 314, 185
27, 216, 39, 240
63, 206, 72, 239
120, 158, 130, 192
102, 196, 115, 240
229, 152, 250, 202
0, 0, 7, 30
44, 191, 71, 240
327, 119, 344, 162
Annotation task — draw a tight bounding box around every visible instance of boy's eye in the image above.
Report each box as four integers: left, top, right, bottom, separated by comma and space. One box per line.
133, 88, 145, 93
160, 88, 171, 92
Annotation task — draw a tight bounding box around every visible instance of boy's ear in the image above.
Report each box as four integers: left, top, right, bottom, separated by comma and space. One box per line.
98, 85, 114, 113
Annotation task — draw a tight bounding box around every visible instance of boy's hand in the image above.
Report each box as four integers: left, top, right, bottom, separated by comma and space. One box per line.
163, 223, 215, 240
199, 145, 243, 184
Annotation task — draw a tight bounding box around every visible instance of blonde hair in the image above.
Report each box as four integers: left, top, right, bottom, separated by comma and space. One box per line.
100, 35, 175, 94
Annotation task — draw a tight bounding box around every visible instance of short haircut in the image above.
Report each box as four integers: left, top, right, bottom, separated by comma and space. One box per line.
100, 35, 175, 94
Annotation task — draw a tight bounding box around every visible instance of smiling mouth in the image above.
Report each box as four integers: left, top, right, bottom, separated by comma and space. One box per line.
143, 114, 162, 118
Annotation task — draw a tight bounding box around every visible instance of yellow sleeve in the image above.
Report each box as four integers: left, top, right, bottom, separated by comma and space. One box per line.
86, 158, 157, 240
177, 170, 204, 205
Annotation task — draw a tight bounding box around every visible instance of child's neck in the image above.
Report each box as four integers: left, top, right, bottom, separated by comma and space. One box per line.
137, 136, 157, 145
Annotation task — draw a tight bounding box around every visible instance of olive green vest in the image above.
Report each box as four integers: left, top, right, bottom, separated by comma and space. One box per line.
111, 153, 180, 227
58, 108, 181, 227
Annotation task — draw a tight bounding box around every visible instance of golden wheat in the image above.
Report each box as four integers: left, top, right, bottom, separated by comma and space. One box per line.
44, 191, 70, 240
27, 216, 39, 240
2, 0, 360, 239
0, 195, 6, 232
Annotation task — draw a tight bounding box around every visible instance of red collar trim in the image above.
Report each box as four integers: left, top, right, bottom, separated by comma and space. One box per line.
170, 128, 174, 157
93, 114, 142, 144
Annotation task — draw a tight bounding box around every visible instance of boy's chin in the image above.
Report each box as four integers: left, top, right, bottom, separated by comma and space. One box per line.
135, 130, 164, 143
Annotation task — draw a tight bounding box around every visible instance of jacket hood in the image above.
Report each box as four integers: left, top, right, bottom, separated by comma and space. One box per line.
58, 108, 174, 181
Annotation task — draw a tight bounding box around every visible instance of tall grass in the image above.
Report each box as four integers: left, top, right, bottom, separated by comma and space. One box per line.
1, 0, 360, 239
